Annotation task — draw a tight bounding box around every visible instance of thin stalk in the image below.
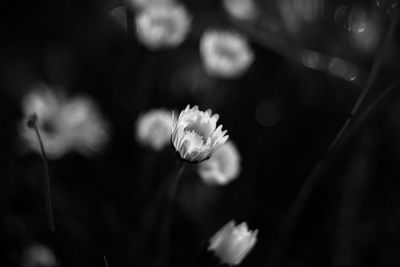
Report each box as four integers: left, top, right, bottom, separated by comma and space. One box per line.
27, 113, 55, 232
103, 256, 110, 267
156, 160, 185, 267
126, 7, 134, 39
264, 12, 399, 267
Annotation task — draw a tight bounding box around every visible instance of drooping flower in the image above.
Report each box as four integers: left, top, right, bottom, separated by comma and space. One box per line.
135, 108, 173, 151
198, 140, 240, 185
208, 220, 258, 265
21, 244, 57, 267
135, 3, 191, 49
222, 0, 258, 21
171, 105, 228, 163
20, 86, 110, 159
200, 30, 254, 78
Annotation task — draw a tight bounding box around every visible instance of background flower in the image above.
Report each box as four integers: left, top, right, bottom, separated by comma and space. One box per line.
135, 108, 173, 151
20, 86, 110, 159
200, 30, 254, 78
21, 244, 57, 267
222, 0, 258, 21
171, 105, 228, 162
135, 4, 191, 49
126, 0, 174, 11
198, 140, 241, 185
208, 220, 258, 265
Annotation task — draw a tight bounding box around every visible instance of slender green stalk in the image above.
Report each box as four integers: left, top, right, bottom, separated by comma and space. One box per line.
27, 113, 55, 232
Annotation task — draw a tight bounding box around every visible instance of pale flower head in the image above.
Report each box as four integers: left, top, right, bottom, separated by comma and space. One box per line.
198, 140, 241, 185
135, 108, 173, 151
208, 220, 258, 265
222, 0, 258, 21
20, 86, 110, 159
171, 105, 228, 163
21, 244, 57, 267
126, 0, 174, 10
200, 30, 254, 78
135, 4, 191, 49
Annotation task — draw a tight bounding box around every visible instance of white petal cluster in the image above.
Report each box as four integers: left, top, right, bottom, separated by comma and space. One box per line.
135, 108, 173, 151
21, 244, 57, 267
126, 0, 173, 11
208, 220, 258, 265
222, 0, 258, 21
20, 86, 110, 159
135, 4, 191, 49
198, 140, 241, 185
200, 30, 254, 78
171, 105, 228, 162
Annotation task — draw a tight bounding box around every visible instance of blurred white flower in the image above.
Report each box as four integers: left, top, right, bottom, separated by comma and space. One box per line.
21, 244, 57, 267
20, 86, 110, 159
200, 30, 254, 78
126, 0, 174, 10
136, 108, 173, 151
222, 0, 258, 21
198, 140, 240, 185
135, 4, 191, 49
208, 220, 258, 265
171, 105, 228, 163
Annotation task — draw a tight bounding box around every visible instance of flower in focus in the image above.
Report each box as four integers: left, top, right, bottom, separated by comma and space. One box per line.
171, 105, 228, 163
135, 4, 191, 49
135, 108, 173, 151
198, 140, 240, 185
200, 30, 254, 78
21, 244, 57, 267
222, 0, 258, 21
20, 86, 110, 159
208, 220, 258, 265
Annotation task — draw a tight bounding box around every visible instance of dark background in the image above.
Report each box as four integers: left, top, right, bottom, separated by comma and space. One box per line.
0, 0, 400, 266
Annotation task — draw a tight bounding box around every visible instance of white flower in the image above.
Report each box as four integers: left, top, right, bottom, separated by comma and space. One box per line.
222, 0, 258, 21
208, 220, 258, 266
135, 108, 173, 150
126, 0, 174, 10
21, 244, 57, 267
135, 4, 191, 49
171, 105, 228, 162
198, 140, 240, 185
20, 86, 110, 159
200, 30, 254, 78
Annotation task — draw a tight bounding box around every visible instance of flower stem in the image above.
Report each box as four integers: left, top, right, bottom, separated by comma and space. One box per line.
264, 12, 399, 267
103, 256, 110, 267
27, 114, 55, 232
156, 160, 185, 267
126, 7, 134, 39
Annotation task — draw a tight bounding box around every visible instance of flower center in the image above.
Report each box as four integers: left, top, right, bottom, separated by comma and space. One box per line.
215, 43, 238, 61
184, 121, 212, 141
41, 119, 57, 135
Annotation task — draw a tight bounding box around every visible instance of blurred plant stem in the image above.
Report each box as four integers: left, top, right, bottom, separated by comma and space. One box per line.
103, 256, 110, 267
27, 113, 55, 233
126, 7, 134, 39
155, 160, 185, 267
264, 11, 399, 267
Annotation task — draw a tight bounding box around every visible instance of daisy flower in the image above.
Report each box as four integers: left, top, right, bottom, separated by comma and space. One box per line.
171, 105, 228, 162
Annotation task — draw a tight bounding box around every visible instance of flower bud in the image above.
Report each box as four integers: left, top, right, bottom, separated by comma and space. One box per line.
208, 221, 258, 265
171, 105, 228, 163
